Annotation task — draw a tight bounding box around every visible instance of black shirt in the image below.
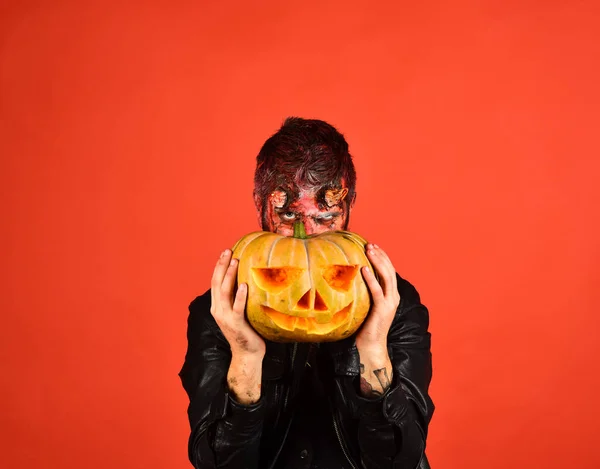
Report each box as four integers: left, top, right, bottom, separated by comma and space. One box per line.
274, 344, 353, 469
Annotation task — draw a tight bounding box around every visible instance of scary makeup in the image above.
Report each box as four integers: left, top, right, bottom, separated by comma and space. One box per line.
262, 184, 351, 236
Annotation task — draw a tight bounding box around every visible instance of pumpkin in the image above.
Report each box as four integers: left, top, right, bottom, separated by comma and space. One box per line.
231, 222, 373, 343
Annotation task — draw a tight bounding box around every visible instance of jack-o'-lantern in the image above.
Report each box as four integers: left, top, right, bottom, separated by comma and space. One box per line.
231, 222, 373, 343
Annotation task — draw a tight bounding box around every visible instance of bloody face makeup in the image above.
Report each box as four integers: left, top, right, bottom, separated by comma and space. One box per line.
261, 184, 350, 236
253, 117, 357, 235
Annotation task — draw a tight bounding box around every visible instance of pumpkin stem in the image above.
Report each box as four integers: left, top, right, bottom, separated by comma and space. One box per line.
293, 221, 308, 239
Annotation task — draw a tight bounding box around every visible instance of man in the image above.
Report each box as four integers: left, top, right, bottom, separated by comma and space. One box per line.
179, 117, 434, 468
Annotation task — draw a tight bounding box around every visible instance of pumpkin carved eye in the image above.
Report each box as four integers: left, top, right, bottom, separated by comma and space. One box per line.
322, 265, 359, 292
251, 267, 303, 293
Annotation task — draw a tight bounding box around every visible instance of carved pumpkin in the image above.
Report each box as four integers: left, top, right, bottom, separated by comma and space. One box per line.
231, 222, 372, 343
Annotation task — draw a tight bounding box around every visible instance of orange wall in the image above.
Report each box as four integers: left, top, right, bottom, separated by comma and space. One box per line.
1, 1, 599, 468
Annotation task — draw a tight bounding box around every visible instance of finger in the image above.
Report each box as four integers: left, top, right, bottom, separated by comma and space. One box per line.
366, 246, 394, 293
362, 265, 384, 302
220, 257, 239, 305
232, 283, 248, 317
211, 249, 233, 290
211, 250, 232, 315
371, 245, 398, 293
368, 246, 400, 307
370, 244, 394, 273
371, 243, 392, 264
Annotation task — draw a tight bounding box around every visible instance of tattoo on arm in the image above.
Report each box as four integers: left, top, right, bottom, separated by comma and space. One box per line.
359, 364, 392, 397
373, 367, 392, 392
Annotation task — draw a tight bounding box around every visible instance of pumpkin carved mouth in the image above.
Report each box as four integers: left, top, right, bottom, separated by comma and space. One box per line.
261, 302, 353, 334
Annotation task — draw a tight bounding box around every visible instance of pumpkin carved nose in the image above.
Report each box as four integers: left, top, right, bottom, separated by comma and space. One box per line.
296, 290, 328, 311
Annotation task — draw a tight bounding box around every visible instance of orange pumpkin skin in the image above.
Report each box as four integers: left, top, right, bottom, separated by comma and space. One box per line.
231, 225, 372, 343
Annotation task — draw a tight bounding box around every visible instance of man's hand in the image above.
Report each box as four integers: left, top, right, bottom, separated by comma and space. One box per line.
355, 243, 400, 397
211, 249, 266, 404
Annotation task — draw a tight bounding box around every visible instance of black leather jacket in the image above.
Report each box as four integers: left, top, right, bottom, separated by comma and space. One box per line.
179, 274, 434, 469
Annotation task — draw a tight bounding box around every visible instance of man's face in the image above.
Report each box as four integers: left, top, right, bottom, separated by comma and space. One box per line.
261, 185, 350, 236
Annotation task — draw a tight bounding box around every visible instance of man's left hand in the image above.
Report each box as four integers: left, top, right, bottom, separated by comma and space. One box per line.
355, 243, 400, 397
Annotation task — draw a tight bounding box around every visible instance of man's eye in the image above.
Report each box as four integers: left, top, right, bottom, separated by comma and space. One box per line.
315, 214, 335, 224
281, 212, 296, 221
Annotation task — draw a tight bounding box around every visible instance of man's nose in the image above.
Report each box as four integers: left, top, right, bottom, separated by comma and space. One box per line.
302, 219, 319, 235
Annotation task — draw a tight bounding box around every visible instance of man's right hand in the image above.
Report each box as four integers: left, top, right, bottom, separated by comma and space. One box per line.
210, 249, 265, 404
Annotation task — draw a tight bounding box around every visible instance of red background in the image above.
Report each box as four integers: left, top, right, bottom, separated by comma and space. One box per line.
1, 1, 599, 468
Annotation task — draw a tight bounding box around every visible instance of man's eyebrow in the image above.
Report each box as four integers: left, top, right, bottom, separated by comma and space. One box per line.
274, 207, 295, 213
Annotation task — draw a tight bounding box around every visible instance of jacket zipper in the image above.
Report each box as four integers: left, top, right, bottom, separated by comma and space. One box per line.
332, 409, 358, 469
267, 342, 298, 469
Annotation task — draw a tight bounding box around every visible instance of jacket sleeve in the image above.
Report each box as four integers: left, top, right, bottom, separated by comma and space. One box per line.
178, 293, 267, 469
339, 275, 435, 469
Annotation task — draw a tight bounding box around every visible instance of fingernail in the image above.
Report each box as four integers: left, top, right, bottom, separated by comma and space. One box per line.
369, 249, 376, 255
230, 258, 236, 266
364, 266, 370, 273
374, 244, 379, 249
